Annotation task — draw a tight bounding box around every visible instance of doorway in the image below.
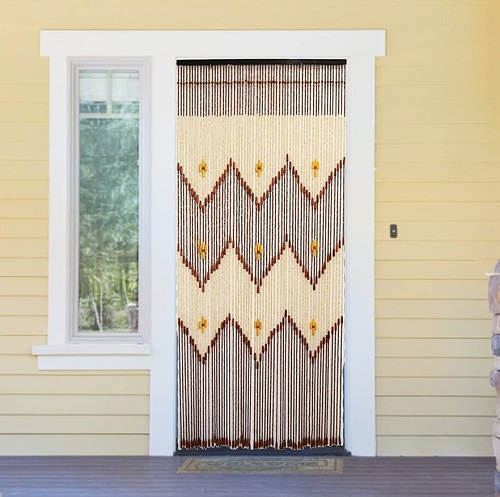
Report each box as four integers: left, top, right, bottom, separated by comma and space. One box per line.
176, 60, 346, 452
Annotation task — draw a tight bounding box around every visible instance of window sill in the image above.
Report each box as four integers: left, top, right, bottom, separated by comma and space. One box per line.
32, 344, 152, 370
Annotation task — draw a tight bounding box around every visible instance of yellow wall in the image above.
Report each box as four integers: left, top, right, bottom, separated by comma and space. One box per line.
1, 0, 499, 456
493, 0, 500, 129
374, 0, 499, 456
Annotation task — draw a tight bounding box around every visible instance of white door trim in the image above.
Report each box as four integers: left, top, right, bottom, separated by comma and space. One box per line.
39, 29, 385, 457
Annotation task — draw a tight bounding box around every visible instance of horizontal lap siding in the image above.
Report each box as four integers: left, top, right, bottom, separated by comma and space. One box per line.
0, 344, 150, 454
0, 278, 149, 454
1, 0, 499, 456
375, 0, 498, 454
372, 0, 498, 456
0, 359, 150, 455
0, 5, 150, 455
376, 436, 493, 457
0, 435, 149, 456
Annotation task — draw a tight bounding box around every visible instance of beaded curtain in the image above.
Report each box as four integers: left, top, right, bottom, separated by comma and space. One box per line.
176, 63, 346, 450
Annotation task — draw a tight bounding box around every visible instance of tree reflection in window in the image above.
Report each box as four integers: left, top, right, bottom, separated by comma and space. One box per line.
78, 70, 139, 333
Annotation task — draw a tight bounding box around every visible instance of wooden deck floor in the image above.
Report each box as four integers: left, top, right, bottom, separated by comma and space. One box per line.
0, 456, 494, 497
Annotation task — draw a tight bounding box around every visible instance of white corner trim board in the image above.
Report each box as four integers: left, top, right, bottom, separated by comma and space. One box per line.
35, 30, 385, 457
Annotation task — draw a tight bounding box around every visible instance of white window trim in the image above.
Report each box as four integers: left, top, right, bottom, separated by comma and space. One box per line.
33, 30, 385, 457
33, 58, 152, 364
67, 59, 151, 345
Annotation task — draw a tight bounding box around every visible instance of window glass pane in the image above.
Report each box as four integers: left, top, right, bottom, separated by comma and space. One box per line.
111, 71, 140, 114
79, 70, 108, 114
78, 69, 140, 333
111, 102, 140, 114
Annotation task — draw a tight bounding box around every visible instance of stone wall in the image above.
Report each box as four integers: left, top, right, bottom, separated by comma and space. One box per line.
488, 261, 500, 494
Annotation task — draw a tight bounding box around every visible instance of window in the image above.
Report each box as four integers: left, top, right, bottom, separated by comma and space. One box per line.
75, 67, 141, 338
70, 61, 149, 343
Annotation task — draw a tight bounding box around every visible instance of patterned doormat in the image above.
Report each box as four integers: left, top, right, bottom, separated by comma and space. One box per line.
177, 457, 344, 474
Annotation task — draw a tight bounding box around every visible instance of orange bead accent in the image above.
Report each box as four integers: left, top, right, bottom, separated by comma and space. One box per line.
254, 243, 263, 261
255, 160, 264, 177
310, 239, 318, 257
254, 319, 262, 337
309, 319, 318, 336
198, 316, 208, 334
198, 159, 208, 178
198, 242, 207, 259
311, 159, 320, 177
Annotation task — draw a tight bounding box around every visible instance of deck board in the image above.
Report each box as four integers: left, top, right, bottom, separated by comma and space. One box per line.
0, 456, 494, 497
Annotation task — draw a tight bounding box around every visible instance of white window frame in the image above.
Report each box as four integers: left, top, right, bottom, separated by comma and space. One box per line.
69, 59, 150, 344
32, 30, 385, 457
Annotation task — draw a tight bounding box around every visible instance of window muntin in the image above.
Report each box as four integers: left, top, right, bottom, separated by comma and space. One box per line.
71, 62, 149, 342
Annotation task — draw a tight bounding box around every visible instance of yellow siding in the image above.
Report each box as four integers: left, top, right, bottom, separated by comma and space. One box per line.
493, 0, 500, 123
377, 436, 492, 457
375, 0, 498, 454
0, 394, 149, 415
1, 0, 499, 456
0, 415, 149, 434
378, 319, 489, 338
377, 417, 493, 436
0, 435, 149, 456
377, 358, 491, 377
376, 377, 492, 397
0, 11, 151, 455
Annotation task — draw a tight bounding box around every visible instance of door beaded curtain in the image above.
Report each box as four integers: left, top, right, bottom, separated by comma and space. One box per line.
177, 61, 346, 450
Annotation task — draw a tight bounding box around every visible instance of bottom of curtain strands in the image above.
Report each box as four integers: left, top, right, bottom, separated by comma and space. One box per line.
177, 437, 344, 451
178, 438, 250, 450
177, 319, 344, 452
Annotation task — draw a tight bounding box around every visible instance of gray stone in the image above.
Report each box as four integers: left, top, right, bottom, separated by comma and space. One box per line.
493, 315, 500, 334
495, 470, 500, 493
490, 370, 500, 388
489, 260, 500, 313
493, 336, 500, 356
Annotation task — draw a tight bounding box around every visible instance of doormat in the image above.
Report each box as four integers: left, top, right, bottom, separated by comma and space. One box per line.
177, 456, 344, 474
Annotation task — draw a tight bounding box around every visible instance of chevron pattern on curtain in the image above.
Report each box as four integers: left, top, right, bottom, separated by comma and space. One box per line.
176, 62, 346, 450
